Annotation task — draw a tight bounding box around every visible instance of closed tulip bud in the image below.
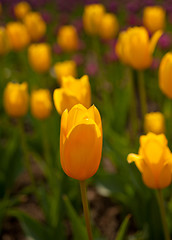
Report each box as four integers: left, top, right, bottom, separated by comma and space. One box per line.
14, 1, 31, 20
0, 27, 11, 55
6, 22, 30, 51
54, 60, 77, 84
53, 75, 91, 115
24, 12, 46, 41
127, 133, 172, 189
30, 89, 52, 119
28, 43, 51, 73
159, 52, 172, 99
60, 104, 102, 180
99, 13, 119, 40
3, 82, 29, 117
144, 112, 165, 134
83, 4, 105, 35
115, 26, 162, 70
57, 25, 79, 52
143, 6, 165, 33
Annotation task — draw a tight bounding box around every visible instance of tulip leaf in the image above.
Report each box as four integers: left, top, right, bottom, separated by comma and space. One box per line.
8, 209, 52, 240
115, 214, 131, 240
63, 195, 88, 240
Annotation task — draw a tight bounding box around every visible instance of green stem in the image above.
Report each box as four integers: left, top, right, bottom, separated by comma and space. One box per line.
156, 189, 170, 240
18, 119, 36, 190
138, 70, 147, 119
128, 67, 139, 140
80, 181, 93, 240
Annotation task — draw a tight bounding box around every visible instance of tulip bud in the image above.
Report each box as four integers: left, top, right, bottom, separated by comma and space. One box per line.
99, 13, 119, 40
144, 112, 165, 134
24, 12, 46, 41
6, 22, 30, 51
57, 25, 79, 52
115, 26, 162, 70
30, 89, 52, 119
28, 43, 51, 73
60, 104, 102, 180
143, 6, 165, 33
159, 52, 172, 99
127, 132, 172, 189
3, 82, 29, 117
14, 1, 31, 20
54, 60, 77, 84
53, 75, 91, 115
0, 27, 11, 55
83, 4, 105, 35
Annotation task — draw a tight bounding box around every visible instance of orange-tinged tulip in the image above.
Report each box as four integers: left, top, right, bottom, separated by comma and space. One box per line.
53, 75, 91, 115
159, 52, 172, 99
144, 112, 165, 134
54, 60, 77, 84
57, 25, 79, 52
127, 132, 172, 189
3, 82, 29, 117
24, 12, 46, 41
30, 89, 52, 119
83, 4, 105, 35
99, 13, 119, 40
0, 27, 11, 55
60, 104, 102, 180
28, 43, 51, 73
143, 6, 165, 33
6, 22, 30, 51
115, 26, 162, 69
14, 1, 31, 20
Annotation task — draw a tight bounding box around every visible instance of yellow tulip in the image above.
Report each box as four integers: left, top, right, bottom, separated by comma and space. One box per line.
57, 25, 79, 52
127, 132, 172, 189
83, 4, 105, 35
115, 26, 162, 70
60, 104, 102, 180
144, 112, 165, 134
3, 82, 29, 117
143, 6, 165, 33
99, 13, 119, 40
0, 27, 11, 55
6, 22, 30, 51
54, 60, 77, 84
14, 1, 31, 20
30, 89, 52, 119
28, 43, 51, 73
53, 75, 91, 115
159, 52, 172, 99
24, 12, 46, 41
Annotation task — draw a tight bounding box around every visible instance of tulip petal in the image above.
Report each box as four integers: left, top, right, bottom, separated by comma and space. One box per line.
61, 119, 102, 180
149, 30, 163, 54
53, 88, 79, 115
127, 153, 144, 172
66, 104, 88, 133
60, 109, 69, 158
88, 105, 102, 133
142, 163, 157, 189
158, 163, 172, 189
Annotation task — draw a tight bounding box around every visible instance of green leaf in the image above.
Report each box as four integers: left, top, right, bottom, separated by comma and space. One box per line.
116, 214, 131, 240
63, 195, 88, 240
9, 209, 52, 240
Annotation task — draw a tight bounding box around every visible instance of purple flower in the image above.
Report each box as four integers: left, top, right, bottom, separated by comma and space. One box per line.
158, 33, 172, 50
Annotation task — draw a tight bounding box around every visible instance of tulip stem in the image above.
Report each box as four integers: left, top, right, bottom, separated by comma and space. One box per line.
128, 67, 138, 140
19, 119, 36, 190
138, 70, 147, 119
80, 180, 93, 240
156, 189, 170, 240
